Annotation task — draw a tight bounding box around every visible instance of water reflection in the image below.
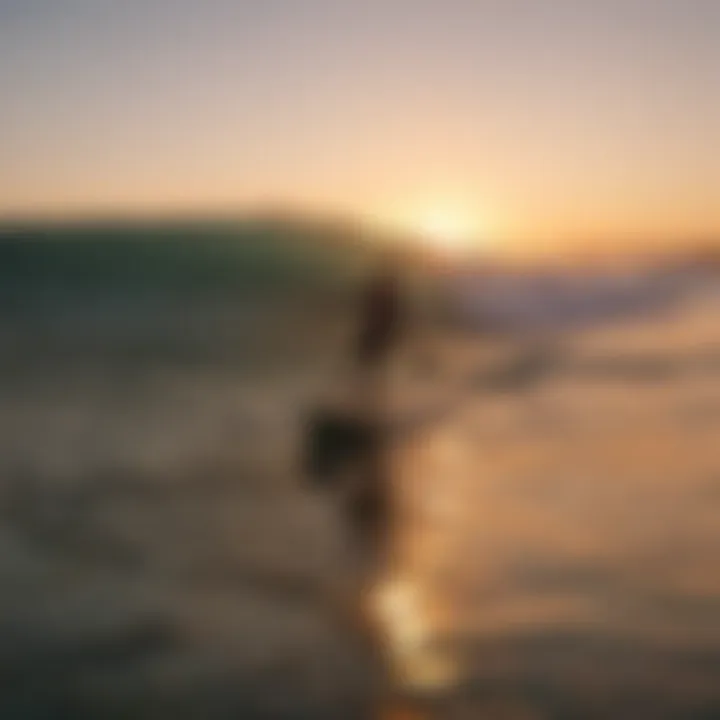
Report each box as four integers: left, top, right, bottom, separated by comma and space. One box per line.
344, 301, 720, 718
369, 575, 458, 692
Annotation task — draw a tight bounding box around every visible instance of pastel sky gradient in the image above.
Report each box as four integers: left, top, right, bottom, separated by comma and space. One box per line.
1, 0, 718, 248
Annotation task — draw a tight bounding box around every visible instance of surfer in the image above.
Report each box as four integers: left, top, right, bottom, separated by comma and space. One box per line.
304, 257, 404, 554
341, 259, 404, 569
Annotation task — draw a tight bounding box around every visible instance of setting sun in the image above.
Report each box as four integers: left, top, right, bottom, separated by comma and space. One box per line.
415, 208, 478, 251
384, 202, 495, 255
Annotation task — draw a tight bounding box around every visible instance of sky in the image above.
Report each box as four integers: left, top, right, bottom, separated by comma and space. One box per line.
1, 0, 718, 251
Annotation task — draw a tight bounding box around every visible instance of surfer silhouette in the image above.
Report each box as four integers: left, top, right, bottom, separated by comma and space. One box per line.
344, 259, 404, 564
304, 258, 405, 562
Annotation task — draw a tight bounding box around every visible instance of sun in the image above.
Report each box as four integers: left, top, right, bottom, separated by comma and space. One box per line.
383, 201, 494, 255
415, 208, 477, 251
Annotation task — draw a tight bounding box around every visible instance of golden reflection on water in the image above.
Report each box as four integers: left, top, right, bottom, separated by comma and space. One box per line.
359, 434, 467, 702
356, 423, 471, 702
368, 574, 459, 692
362, 303, 720, 718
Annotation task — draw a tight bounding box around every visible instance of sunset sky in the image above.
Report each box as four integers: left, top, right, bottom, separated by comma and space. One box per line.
1, 0, 718, 251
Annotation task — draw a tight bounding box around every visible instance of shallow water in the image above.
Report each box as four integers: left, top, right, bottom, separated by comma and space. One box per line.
0, 282, 718, 719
